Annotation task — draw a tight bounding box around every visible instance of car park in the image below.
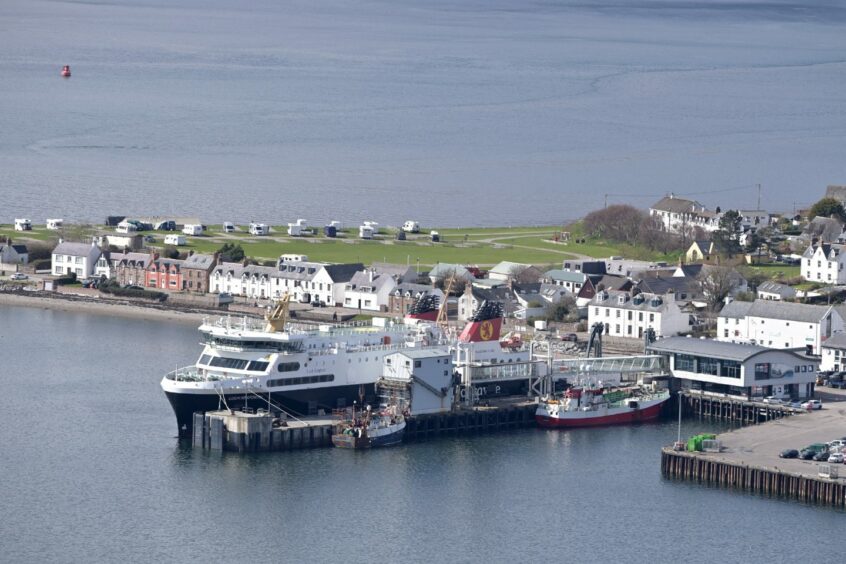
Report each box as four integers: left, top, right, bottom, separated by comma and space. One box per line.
779, 449, 799, 459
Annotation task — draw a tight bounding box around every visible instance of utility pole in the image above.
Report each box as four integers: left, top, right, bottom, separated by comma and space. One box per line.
604, 194, 608, 209
756, 183, 761, 211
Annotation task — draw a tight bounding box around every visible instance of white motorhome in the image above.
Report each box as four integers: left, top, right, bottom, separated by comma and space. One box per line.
249, 222, 269, 236
287, 219, 308, 236
182, 224, 204, 236
359, 225, 375, 239
402, 220, 420, 233
222, 222, 236, 233
116, 221, 137, 234
14, 218, 32, 231
46, 219, 63, 230
164, 234, 186, 246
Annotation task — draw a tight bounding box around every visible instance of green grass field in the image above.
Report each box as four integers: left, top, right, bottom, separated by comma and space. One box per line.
0, 222, 686, 267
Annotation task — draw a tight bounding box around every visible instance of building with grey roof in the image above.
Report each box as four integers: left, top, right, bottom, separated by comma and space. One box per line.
820, 332, 846, 372
649, 194, 720, 234
588, 290, 691, 339
51, 240, 102, 278
756, 281, 797, 301
182, 252, 218, 293
717, 299, 844, 354
801, 241, 846, 284
648, 336, 818, 400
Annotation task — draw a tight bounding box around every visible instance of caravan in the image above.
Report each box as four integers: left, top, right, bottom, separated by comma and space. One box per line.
164, 234, 187, 246
14, 218, 32, 231
182, 224, 204, 236
46, 219, 63, 230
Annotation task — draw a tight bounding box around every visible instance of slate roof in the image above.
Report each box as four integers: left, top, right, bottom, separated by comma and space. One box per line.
650, 196, 703, 214
393, 282, 435, 295
183, 253, 216, 270
544, 269, 587, 284
757, 281, 797, 299
490, 261, 533, 276
822, 332, 846, 351
593, 290, 673, 312
804, 216, 844, 242
53, 241, 99, 257
108, 251, 152, 268
11, 245, 27, 254
720, 299, 831, 323
649, 336, 772, 362
324, 263, 365, 283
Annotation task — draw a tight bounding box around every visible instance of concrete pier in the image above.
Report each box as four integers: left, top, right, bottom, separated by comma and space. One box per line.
191, 398, 539, 453
680, 390, 805, 424
662, 408, 846, 508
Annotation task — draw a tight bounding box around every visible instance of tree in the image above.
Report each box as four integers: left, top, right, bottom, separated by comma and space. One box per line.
508, 265, 540, 284
696, 266, 737, 313
809, 197, 846, 222
218, 243, 245, 262
163, 246, 180, 259
583, 205, 646, 244
713, 210, 742, 257
544, 296, 578, 322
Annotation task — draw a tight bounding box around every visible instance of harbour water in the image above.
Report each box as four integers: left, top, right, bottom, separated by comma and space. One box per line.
2, 0, 846, 225
1, 304, 844, 562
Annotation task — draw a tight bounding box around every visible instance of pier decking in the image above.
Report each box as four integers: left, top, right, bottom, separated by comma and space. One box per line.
192, 398, 539, 453
662, 408, 846, 508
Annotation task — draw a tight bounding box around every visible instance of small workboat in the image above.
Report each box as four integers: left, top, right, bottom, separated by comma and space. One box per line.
61, 65, 71, 78
332, 404, 406, 449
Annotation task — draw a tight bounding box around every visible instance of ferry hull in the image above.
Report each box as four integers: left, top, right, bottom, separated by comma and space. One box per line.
535, 398, 667, 428
165, 384, 376, 438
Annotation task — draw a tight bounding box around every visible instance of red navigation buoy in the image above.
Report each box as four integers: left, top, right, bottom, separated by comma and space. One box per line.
61, 65, 71, 78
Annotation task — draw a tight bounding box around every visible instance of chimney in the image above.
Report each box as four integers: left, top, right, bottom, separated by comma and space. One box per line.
369, 268, 374, 283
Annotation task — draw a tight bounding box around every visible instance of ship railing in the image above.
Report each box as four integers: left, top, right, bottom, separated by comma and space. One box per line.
549, 355, 667, 376
469, 361, 541, 383
165, 366, 238, 383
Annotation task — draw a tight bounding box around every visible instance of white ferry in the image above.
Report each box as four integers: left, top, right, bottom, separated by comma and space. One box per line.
161, 297, 440, 436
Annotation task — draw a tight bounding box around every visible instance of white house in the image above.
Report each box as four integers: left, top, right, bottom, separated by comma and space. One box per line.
649, 337, 818, 400
343, 264, 415, 311
544, 269, 586, 293
588, 290, 691, 339
210, 260, 362, 305
52, 240, 101, 278
717, 299, 844, 355
801, 243, 846, 284
819, 332, 846, 372
0, 243, 29, 266
738, 210, 770, 230
649, 195, 720, 234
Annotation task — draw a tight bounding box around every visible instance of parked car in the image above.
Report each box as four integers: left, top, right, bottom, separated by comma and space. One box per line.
802, 399, 822, 410
10, 272, 28, 280
559, 333, 578, 342
800, 449, 816, 460
828, 452, 845, 464
311, 299, 326, 308
788, 401, 804, 409
813, 451, 830, 462
762, 396, 783, 404
779, 449, 799, 459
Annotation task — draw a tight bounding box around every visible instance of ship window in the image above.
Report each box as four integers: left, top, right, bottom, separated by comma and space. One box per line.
199, 354, 212, 365
207, 357, 249, 370
277, 362, 300, 372
267, 374, 335, 387
414, 360, 422, 368
247, 361, 269, 372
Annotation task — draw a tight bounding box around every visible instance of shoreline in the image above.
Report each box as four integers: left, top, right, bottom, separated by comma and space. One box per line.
0, 292, 215, 325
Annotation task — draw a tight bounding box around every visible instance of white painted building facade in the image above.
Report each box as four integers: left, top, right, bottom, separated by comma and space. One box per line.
801, 243, 846, 284
587, 290, 690, 339
51, 241, 102, 278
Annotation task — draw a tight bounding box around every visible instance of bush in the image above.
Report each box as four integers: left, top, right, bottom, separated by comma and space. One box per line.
99, 279, 167, 302
54, 272, 77, 286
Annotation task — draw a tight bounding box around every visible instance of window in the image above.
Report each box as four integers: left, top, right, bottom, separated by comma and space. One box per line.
724, 329, 729, 338
206, 357, 249, 370
720, 360, 740, 379
277, 362, 300, 372
267, 374, 334, 387
754, 363, 770, 380
649, 314, 654, 322
616, 310, 620, 318
615, 324, 620, 333
605, 309, 609, 317
414, 360, 422, 368
627, 311, 632, 321
594, 307, 599, 315
675, 354, 695, 372
699, 358, 719, 375
638, 312, 643, 322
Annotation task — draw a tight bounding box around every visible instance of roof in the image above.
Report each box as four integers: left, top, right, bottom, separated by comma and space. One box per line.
636, 276, 697, 298
489, 261, 533, 276
757, 281, 797, 298
649, 336, 772, 362
690, 240, 712, 251
822, 333, 846, 351
720, 299, 832, 323
544, 269, 586, 283
183, 253, 216, 270
348, 269, 397, 292
650, 195, 702, 214
593, 290, 673, 312
53, 241, 100, 258
11, 244, 27, 254
393, 282, 436, 295
323, 263, 364, 283
429, 263, 473, 280
804, 216, 844, 242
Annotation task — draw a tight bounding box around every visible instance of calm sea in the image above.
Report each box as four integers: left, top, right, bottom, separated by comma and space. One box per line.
1, 0, 845, 227
0, 304, 843, 563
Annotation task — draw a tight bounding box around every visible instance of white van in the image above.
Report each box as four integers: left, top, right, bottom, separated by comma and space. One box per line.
182, 224, 204, 236
14, 218, 32, 231
46, 218, 63, 230
402, 220, 419, 233
249, 222, 269, 236
164, 234, 186, 246
222, 222, 236, 233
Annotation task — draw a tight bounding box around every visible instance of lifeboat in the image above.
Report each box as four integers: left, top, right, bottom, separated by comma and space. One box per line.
61, 65, 71, 78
